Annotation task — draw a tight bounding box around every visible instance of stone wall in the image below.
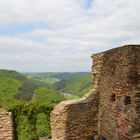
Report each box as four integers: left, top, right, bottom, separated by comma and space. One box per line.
0, 109, 14, 140
131, 45, 140, 140
95, 45, 140, 140
91, 52, 104, 90
51, 45, 140, 140
51, 90, 99, 140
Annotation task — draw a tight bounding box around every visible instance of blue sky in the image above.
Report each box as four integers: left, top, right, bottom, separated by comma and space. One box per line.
0, 0, 139, 72
0, 23, 48, 36
85, 0, 93, 9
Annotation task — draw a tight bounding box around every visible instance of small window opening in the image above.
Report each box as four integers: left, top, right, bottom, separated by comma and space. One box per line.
124, 96, 131, 105
111, 94, 116, 102
101, 136, 107, 140
111, 66, 116, 75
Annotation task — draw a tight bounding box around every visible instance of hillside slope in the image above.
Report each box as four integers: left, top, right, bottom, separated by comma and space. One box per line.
23, 72, 90, 85
0, 70, 64, 105
54, 74, 92, 97
0, 70, 36, 104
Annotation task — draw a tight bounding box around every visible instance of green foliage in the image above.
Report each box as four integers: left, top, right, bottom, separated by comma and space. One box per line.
54, 75, 92, 97
23, 72, 90, 85
0, 70, 62, 139
0, 77, 22, 104
24, 72, 92, 97
0, 69, 27, 81
0, 70, 92, 139
0, 70, 38, 102
44, 78, 60, 85
33, 87, 65, 104
15, 81, 37, 101
36, 113, 51, 137
6, 102, 53, 140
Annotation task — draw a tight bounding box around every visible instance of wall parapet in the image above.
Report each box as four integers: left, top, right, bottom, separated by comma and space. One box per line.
51, 90, 99, 140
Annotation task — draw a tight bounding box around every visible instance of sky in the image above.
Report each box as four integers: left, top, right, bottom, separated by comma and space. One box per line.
0, 0, 140, 72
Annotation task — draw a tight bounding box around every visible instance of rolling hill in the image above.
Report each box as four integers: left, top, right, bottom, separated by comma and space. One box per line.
0, 70, 92, 139
23, 72, 90, 85
0, 69, 64, 106
53, 74, 92, 97
24, 72, 92, 97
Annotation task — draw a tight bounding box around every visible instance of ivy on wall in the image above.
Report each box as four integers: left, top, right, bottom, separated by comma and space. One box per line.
6, 103, 53, 140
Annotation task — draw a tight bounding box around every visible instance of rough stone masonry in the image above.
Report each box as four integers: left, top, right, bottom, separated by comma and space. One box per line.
0, 109, 14, 140
51, 45, 140, 140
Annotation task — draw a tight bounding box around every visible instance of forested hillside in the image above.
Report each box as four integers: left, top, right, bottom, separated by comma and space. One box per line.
24, 72, 92, 97
0, 70, 65, 139
23, 72, 90, 85
0, 70, 92, 105
54, 74, 92, 97
0, 69, 27, 104
0, 70, 92, 139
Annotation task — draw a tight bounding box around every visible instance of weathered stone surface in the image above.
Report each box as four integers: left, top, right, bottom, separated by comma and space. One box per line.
0, 108, 14, 140
97, 45, 140, 140
51, 45, 140, 140
51, 90, 99, 140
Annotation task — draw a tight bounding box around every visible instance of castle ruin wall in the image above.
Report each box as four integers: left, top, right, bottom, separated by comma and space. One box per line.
51, 45, 140, 140
96, 45, 140, 140
0, 109, 14, 140
51, 90, 99, 140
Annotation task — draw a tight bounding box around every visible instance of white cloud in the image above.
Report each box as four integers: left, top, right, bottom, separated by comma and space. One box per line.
0, 0, 140, 71
0, 0, 83, 26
